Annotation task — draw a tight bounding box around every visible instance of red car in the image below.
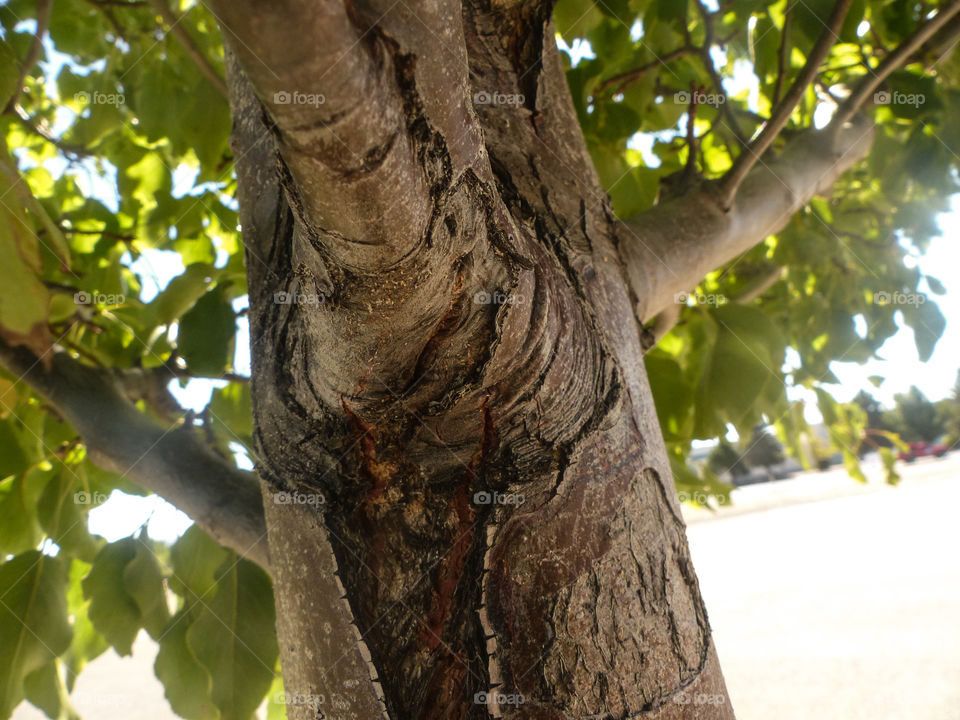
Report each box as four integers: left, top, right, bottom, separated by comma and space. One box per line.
898, 441, 949, 462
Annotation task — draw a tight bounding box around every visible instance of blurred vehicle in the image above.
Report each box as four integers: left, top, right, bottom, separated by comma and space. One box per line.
897, 441, 949, 462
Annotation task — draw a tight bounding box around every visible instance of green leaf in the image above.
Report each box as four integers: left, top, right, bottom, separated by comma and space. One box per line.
644, 350, 693, 440
879, 447, 900, 486
63, 559, 107, 692
147, 263, 218, 327
0, 417, 31, 479
123, 535, 171, 640
186, 558, 279, 720
264, 673, 287, 720
0, 552, 72, 719
694, 304, 785, 437
902, 299, 946, 362
169, 525, 229, 600
23, 661, 79, 720
0, 39, 19, 108
209, 382, 253, 441
81, 539, 142, 656
155, 611, 219, 720
178, 285, 236, 376
0, 474, 41, 556
0, 149, 51, 357
36, 471, 100, 562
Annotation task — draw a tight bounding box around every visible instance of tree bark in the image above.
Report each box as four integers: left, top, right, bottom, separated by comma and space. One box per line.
220, 0, 741, 714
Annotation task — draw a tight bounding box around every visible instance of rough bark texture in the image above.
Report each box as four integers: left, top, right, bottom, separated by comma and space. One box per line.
213, 0, 872, 717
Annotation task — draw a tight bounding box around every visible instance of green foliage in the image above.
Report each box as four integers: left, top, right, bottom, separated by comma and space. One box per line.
553, 0, 954, 486
887, 385, 946, 442
740, 426, 785, 470
0, 552, 72, 718
156, 527, 278, 720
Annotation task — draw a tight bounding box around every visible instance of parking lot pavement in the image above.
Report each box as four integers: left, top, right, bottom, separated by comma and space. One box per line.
685, 453, 960, 720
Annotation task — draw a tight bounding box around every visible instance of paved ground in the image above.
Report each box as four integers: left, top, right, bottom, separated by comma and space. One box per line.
14, 454, 960, 719
684, 453, 960, 720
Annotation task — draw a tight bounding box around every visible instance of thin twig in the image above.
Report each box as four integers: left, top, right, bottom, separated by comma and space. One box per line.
772, 4, 792, 106
4, 0, 53, 113
13, 110, 93, 159
833, 1, 960, 128
595, 46, 694, 96
146, 0, 228, 99
693, 0, 747, 146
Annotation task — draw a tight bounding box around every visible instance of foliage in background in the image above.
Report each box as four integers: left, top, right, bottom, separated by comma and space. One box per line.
557, 0, 955, 496
0, 0, 958, 717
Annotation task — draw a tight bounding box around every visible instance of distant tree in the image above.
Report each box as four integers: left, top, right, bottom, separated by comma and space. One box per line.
740, 426, 786, 472
707, 442, 749, 479
937, 371, 960, 446
890, 386, 946, 442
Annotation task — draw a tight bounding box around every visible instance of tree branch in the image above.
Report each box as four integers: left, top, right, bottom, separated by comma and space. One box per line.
833, 0, 960, 128
207, 0, 479, 269
619, 114, 874, 323
145, 0, 228, 99
595, 46, 694, 96
772, 5, 792, 106
717, 0, 855, 208
0, 341, 270, 573
3, 0, 52, 113
693, 0, 747, 147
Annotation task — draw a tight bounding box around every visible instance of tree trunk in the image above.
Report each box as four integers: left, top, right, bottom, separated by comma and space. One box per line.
220, 2, 735, 716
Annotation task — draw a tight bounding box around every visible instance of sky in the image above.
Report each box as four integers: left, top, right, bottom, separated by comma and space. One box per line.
21, 28, 960, 544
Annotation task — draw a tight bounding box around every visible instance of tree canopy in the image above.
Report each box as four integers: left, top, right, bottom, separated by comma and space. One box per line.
0, 0, 958, 718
